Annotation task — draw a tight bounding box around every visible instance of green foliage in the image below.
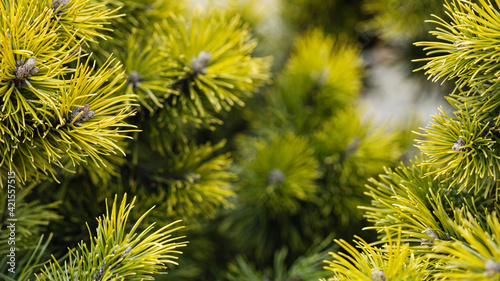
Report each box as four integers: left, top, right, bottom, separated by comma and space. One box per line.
324, 0, 500, 280
226, 246, 331, 281
236, 133, 320, 215
46, 0, 120, 42
312, 107, 404, 226
362, 158, 483, 243
275, 29, 362, 132
97, 0, 184, 30
118, 30, 173, 114
220, 133, 320, 260
411, 0, 500, 199
156, 10, 271, 118
2, 0, 418, 280
280, 0, 363, 35
323, 229, 430, 280
415, 0, 500, 92
0, 183, 60, 281
4, 1, 274, 279
0, 184, 61, 251
416, 107, 500, 195
362, 0, 443, 40
212, 20, 412, 276
0, 234, 55, 281
124, 140, 237, 224
433, 211, 500, 280
37, 195, 186, 280
0, 0, 136, 187
313, 107, 402, 180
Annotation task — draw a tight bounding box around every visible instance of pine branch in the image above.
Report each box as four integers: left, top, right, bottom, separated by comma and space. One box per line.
323, 229, 431, 280
275, 29, 362, 133
324, 0, 500, 279
414, 0, 500, 93
36, 194, 187, 280
0, 0, 137, 187
155, 10, 272, 118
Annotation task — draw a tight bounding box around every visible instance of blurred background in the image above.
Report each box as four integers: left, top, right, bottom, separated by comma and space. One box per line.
189, 0, 448, 125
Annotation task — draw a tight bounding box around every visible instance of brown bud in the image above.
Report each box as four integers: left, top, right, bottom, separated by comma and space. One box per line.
13, 57, 39, 87
69, 104, 95, 127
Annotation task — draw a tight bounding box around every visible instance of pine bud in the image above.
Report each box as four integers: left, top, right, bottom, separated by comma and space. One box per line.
53, 0, 70, 16
371, 270, 386, 281
23, 57, 37, 71
485, 260, 500, 277
191, 51, 212, 75
14, 57, 39, 87
346, 137, 361, 155
185, 172, 201, 183
452, 138, 467, 151
127, 71, 142, 88
119, 246, 132, 259
421, 227, 440, 244
267, 168, 286, 185
69, 104, 95, 127
95, 264, 105, 281
426, 227, 439, 239
453, 41, 466, 48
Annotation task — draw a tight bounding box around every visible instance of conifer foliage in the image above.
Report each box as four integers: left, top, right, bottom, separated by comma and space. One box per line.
2, 0, 466, 280
1, 0, 274, 279
324, 0, 500, 280
0, 0, 135, 187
